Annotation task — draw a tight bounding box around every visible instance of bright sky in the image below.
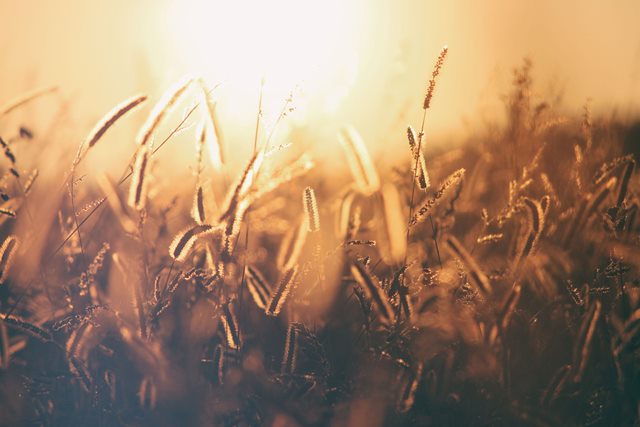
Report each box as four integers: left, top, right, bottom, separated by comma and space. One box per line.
1, 0, 639, 164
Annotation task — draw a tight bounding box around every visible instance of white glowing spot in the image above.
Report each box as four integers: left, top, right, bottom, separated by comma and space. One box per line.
166, 0, 359, 119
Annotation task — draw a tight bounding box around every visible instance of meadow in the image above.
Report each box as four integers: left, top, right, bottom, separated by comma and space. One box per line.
0, 49, 638, 426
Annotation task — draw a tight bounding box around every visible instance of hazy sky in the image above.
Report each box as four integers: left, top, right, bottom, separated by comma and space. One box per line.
1, 0, 639, 160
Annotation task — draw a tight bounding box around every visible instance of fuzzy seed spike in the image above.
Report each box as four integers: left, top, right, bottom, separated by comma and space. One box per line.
169, 224, 218, 262
350, 261, 395, 325
265, 267, 298, 317
137, 76, 194, 147
221, 302, 241, 350
407, 126, 430, 190
0, 235, 19, 284
281, 322, 299, 374
409, 169, 465, 227
85, 94, 147, 150
128, 147, 150, 210
303, 186, 320, 233
423, 46, 448, 110
245, 266, 271, 310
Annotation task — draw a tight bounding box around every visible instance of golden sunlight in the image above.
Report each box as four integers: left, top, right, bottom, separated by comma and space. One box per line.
166, 0, 361, 118
1, 1, 640, 425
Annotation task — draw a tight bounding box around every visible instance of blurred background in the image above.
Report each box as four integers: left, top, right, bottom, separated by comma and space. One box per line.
1, 0, 639, 167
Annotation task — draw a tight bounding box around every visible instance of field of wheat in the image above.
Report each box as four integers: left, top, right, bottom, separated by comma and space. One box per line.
0, 43, 638, 427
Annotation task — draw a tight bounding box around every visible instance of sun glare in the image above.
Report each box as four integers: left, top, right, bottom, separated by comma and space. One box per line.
166, 0, 360, 119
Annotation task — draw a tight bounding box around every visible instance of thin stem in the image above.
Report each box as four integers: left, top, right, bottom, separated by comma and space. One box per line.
52, 104, 199, 257
237, 79, 265, 345
68, 174, 87, 271
403, 107, 428, 267
428, 215, 442, 268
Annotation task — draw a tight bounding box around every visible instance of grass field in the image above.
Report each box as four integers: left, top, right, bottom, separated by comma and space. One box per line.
0, 50, 638, 426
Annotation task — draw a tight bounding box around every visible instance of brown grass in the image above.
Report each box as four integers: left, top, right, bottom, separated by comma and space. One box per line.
0, 53, 638, 427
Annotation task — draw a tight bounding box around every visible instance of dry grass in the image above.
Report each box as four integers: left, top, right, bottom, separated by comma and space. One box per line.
0, 55, 638, 427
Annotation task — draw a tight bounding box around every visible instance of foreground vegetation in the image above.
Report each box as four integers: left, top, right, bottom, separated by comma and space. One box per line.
0, 54, 638, 426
